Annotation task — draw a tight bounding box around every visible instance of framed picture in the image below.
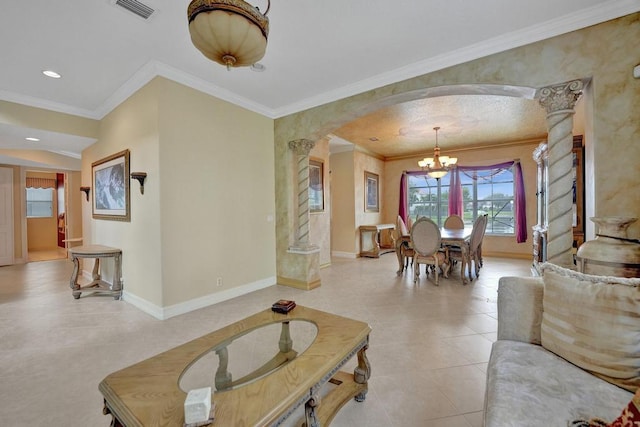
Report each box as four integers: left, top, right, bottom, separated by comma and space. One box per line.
365, 171, 379, 212
309, 159, 324, 212
92, 149, 130, 221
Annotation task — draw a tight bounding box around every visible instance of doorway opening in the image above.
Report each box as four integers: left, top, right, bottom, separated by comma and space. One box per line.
26, 171, 68, 262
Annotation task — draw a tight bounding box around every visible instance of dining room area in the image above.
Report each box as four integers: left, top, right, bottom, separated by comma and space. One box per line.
394, 213, 488, 286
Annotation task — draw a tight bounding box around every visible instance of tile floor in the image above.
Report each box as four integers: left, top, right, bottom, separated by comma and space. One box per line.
0, 254, 532, 426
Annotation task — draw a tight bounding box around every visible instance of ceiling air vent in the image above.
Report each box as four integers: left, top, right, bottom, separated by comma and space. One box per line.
113, 0, 155, 20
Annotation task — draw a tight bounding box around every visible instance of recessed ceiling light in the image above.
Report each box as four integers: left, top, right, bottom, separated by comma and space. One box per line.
250, 63, 266, 72
25, 137, 40, 142
42, 70, 61, 79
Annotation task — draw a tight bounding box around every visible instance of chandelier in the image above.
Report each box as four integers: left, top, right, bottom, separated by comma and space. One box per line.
188, 0, 270, 70
417, 127, 457, 179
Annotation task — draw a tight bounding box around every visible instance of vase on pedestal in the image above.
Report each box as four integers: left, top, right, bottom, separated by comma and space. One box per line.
576, 217, 640, 278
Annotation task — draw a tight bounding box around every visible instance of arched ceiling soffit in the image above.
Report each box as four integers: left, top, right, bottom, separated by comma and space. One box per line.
329, 84, 548, 159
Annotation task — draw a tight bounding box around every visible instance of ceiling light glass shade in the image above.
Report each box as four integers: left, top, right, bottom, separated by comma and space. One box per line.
188, 0, 270, 69
427, 169, 449, 179
418, 127, 456, 179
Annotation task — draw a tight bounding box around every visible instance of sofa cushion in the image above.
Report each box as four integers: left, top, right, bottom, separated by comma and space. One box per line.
485, 340, 633, 427
540, 263, 640, 392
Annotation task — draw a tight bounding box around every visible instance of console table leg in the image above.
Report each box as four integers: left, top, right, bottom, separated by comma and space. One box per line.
70, 257, 81, 299
92, 258, 101, 282
354, 343, 371, 402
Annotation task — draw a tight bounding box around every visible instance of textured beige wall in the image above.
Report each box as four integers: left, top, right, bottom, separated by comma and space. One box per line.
157, 78, 275, 306
329, 150, 356, 255
354, 151, 385, 253
275, 14, 640, 278
0, 100, 99, 138
309, 138, 331, 266
83, 77, 163, 306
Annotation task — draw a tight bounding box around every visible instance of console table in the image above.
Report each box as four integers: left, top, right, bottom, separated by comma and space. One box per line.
99, 306, 371, 427
359, 223, 395, 257
69, 245, 122, 300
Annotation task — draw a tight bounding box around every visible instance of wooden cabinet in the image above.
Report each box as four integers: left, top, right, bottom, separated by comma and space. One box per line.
532, 135, 584, 273
572, 136, 585, 250
532, 142, 548, 273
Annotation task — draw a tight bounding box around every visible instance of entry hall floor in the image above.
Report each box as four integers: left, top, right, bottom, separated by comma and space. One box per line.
0, 254, 532, 426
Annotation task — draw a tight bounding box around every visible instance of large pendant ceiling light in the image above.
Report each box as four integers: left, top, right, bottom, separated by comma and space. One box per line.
418, 127, 457, 179
188, 0, 270, 70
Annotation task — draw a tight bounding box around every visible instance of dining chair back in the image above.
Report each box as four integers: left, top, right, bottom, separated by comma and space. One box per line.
410, 217, 448, 285
443, 215, 464, 229
397, 215, 410, 236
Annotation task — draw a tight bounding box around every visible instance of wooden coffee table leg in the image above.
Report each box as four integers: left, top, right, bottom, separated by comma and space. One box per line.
354, 343, 371, 402
304, 394, 320, 427
103, 399, 124, 427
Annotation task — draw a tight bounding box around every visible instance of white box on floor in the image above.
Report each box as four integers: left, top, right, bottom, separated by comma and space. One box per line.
184, 387, 211, 424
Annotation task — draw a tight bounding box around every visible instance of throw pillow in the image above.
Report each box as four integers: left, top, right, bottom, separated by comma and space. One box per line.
569, 388, 640, 426
541, 263, 640, 392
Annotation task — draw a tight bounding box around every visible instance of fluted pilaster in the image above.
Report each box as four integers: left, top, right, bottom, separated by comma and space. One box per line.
537, 79, 584, 268
288, 139, 319, 253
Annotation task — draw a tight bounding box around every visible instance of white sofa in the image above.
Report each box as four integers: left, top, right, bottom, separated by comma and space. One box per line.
484, 272, 637, 427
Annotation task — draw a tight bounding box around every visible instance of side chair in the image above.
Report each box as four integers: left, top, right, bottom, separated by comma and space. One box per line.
410, 217, 449, 285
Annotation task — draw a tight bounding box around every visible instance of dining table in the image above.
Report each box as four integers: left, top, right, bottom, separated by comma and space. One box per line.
396, 226, 473, 283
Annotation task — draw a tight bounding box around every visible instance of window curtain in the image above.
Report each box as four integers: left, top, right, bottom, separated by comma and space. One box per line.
399, 160, 527, 243
26, 177, 56, 189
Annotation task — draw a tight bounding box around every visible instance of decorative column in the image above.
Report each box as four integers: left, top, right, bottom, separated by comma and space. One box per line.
537, 79, 584, 268
288, 139, 319, 253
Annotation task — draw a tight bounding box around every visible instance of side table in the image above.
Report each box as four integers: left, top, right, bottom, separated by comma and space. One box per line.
69, 245, 123, 300
359, 224, 396, 257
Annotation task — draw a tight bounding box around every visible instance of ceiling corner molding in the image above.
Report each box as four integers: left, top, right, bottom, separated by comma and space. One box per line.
95, 60, 278, 119
272, 0, 640, 118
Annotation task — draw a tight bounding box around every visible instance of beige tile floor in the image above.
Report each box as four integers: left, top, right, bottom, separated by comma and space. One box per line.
0, 254, 532, 426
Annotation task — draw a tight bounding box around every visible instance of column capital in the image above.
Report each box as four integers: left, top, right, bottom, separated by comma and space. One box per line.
537, 79, 585, 114
288, 139, 316, 156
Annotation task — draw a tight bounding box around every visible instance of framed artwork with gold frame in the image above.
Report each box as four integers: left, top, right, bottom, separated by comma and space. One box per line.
365, 171, 379, 212
92, 149, 130, 221
309, 159, 324, 212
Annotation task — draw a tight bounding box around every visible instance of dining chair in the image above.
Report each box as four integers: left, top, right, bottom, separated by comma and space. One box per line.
446, 215, 486, 282
443, 214, 464, 229
410, 217, 449, 285
474, 214, 489, 275
396, 215, 414, 271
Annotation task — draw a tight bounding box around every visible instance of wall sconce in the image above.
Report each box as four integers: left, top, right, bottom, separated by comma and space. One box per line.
80, 186, 91, 202
130, 172, 147, 195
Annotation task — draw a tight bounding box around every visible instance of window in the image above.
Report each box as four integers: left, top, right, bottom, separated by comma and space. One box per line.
407, 167, 515, 235
26, 187, 54, 218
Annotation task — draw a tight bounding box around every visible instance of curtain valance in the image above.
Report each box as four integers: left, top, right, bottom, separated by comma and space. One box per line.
399, 160, 527, 243
26, 177, 56, 189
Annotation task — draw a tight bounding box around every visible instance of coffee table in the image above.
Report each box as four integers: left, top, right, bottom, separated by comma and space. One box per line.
99, 306, 371, 426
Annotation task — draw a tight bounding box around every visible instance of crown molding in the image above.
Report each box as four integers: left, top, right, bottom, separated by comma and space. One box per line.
270, 0, 640, 118
0, 0, 637, 121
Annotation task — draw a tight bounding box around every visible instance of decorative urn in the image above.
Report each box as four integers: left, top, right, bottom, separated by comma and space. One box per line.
576, 217, 640, 278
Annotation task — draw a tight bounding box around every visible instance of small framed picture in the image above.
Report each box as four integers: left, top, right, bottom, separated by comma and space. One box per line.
365, 171, 379, 212
309, 159, 324, 212
92, 149, 130, 221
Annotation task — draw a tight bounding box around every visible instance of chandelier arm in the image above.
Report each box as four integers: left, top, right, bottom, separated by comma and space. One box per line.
263, 0, 270, 15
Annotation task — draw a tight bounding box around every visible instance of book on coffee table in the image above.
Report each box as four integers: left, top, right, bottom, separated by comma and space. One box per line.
272, 299, 296, 314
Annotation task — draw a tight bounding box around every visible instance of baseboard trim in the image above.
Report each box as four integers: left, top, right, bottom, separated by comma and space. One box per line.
277, 276, 321, 290
121, 276, 276, 320
483, 251, 531, 260
331, 251, 357, 259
